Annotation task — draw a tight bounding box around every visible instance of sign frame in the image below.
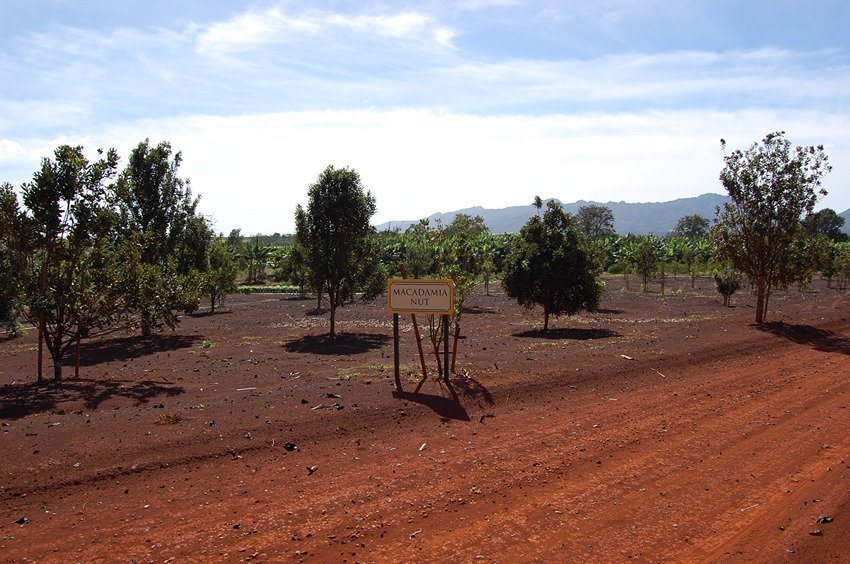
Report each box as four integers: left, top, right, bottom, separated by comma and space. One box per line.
387, 278, 455, 315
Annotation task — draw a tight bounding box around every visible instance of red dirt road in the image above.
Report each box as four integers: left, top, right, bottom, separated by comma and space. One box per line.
1, 277, 848, 562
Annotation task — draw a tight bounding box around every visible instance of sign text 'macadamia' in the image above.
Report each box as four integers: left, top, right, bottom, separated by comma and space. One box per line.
386, 279, 454, 315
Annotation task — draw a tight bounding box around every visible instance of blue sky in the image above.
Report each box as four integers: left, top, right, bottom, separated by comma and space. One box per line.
2, 0, 849, 234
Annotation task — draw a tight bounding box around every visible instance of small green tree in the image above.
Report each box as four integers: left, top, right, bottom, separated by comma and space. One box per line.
713, 265, 742, 306
204, 239, 238, 313
301, 165, 381, 337
713, 132, 831, 324
240, 237, 271, 284
437, 213, 489, 373
802, 208, 848, 242
671, 214, 710, 239
503, 201, 603, 331
626, 235, 661, 291
576, 205, 616, 239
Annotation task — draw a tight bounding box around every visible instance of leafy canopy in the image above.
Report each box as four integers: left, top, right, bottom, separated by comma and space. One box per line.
301, 165, 382, 336
503, 201, 603, 331
712, 131, 831, 324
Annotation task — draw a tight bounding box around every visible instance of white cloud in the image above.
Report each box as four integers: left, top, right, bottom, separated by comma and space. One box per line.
0, 138, 26, 160
194, 7, 455, 55
8, 107, 844, 234
195, 9, 320, 54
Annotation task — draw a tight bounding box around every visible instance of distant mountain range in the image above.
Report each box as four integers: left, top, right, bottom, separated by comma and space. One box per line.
376, 193, 850, 235
376, 193, 734, 235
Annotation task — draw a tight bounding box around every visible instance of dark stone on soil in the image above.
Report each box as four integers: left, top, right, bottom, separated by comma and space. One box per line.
13, 517, 29, 525
809, 529, 824, 536
284, 442, 297, 451
816, 515, 834, 524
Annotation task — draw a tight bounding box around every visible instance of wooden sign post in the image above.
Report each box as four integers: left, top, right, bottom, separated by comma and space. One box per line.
387, 279, 454, 388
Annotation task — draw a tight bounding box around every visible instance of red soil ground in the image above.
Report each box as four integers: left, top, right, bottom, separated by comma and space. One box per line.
1, 276, 848, 562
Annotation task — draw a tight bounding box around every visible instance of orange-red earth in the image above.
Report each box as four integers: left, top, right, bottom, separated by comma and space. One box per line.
1, 276, 848, 562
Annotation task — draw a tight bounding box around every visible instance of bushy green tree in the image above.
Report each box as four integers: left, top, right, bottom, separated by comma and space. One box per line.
300, 165, 382, 336
713, 132, 831, 324
0, 182, 24, 335
713, 265, 742, 307
240, 237, 271, 284
671, 214, 710, 239
19, 145, 121, 380
503, 201, 603, 331
112, 139, 209, 336
204, 239, 238, 313
625, 235, 661, 291
576, 205, 616, 239
802, 208, 848, 242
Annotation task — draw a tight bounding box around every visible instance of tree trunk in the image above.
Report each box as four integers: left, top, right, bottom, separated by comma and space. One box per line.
50, 333, 63, 381
450, 322, 461, 374
543, 309, 550, 331
75, 337, 81, 379
428, 317, 443, 377
411, 314, 427, 379
328, 285, 336, 337
141, 313, 152, 338
37, 320, 44, 382
754, 275, 766, 324
210, 291, 217, 314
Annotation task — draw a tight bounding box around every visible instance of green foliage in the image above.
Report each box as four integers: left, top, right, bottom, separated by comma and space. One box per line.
784, 233, 830, 291
113, 139, 210, 336
671, 214, 710, 239
18, 145, 121, 380
621, 235, 661, 290
226, 228, 242, 249
204, 239, 239, 312
713, 131, 831, 324
300, 165, 382, 336
576, 205, 616, 239
239, 237, 271, 284
828, 242, 850, 292
802, 208, 848, 242
270, 244, 311, 296
236, 285, 300, 294
502, 201, 603, 331
0, 182, 23, 335
713, 265, 742, 306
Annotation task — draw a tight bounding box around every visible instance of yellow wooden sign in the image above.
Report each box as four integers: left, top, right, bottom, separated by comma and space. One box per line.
387, 279, 454, 315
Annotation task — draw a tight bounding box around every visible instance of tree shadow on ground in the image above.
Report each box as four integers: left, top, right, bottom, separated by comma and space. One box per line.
761, 322, 850, 356
392, 369, 494, 422
594, 308, 624, 315
286, 295, 312, 301
463, 306, 497, 315
451, 374, 495, 406
305, 308, 329, 316
187, 310, 231, 318
513, 328, 620, 340
283, 332, 391, 355
0, 378, 185, 420
393, 389, 470, 421
63, 334, 202, 367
